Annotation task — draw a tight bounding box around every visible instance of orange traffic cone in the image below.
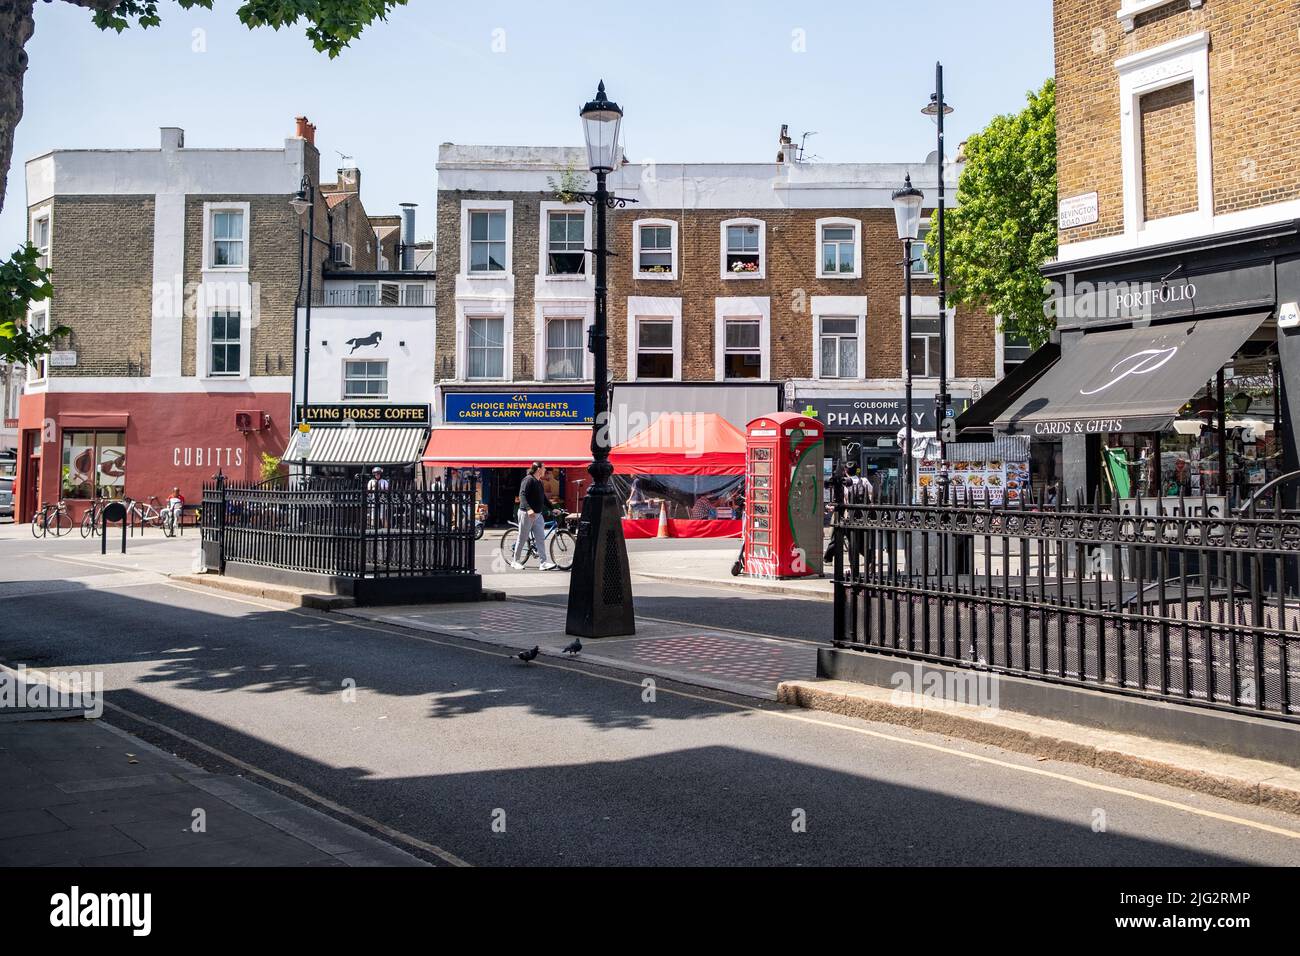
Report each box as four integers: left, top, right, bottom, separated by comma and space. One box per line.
656, 500, 670, 538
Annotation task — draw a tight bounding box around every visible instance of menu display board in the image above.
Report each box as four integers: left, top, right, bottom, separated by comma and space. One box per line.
917, 458, 1031, 504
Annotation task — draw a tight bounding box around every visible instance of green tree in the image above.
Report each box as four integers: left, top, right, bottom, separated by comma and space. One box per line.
926, 78, 1057, 349
0, 242, 64, 366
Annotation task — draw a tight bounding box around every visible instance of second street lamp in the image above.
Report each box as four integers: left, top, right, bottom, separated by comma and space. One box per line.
922, 62, 954, 502
892, 174, 924, 500
566, 81, 636, 638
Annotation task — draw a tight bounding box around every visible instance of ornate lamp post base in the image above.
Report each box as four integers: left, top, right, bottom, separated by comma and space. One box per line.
565, 462, 635, 637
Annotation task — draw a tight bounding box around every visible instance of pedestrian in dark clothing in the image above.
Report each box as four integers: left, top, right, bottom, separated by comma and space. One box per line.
511, 462, 555, 569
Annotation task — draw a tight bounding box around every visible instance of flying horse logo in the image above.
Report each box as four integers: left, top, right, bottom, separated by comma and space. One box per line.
345, 331, 382, 354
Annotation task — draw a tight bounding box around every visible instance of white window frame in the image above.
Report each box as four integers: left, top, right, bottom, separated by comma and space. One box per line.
1117, 0, 1203, 32
342, 358, 389, 400
30, 208, 51, 271
810, 296, 867, 382
713, 296, 770, 382
205, 309, 244, 378
26, 308, 49, 383
994, 325, 1035, 380
463, 313, 509, 382
910, 219, 935, 278
720, 218, 766, 280
540, 203, 590, 279
202, 203, 249, 271
626, 296, 682, 382
633, 218, 678, 281
542, 315, 587, 382
401, 283, 427, 306
815, 217, 861, 280
1116, 31, 1212, 244
461, 201, 513, 276
899, 296, 955, 381
534, 301, 593, 382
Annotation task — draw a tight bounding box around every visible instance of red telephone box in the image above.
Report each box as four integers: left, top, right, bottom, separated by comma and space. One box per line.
744, 412, 824, 578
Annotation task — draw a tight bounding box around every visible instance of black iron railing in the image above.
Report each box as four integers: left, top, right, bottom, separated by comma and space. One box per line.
201, 474, 476, 577
830, 482, 1300, 722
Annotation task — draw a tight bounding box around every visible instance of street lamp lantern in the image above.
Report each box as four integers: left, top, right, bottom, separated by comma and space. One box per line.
921, 92, 954, 119
891, 174, 924, 242
580, 81, 623, 173
289, 178, 312, 215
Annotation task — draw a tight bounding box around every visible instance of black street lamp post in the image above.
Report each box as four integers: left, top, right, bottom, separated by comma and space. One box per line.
892, 175, 924, 500
566, 81, 636, 638
922, 62, 954, 502
289, 176, 327, 419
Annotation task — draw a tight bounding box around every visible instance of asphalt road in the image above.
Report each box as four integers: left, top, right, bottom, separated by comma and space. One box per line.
2, 532, 1299, 866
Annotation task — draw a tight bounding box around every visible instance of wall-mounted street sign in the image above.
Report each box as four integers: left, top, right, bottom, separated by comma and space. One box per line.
296, 404, 430, 426
48, 351, 78, 368
1058, 192, 1099, 229
443, 392, 595, 425
1280, 301, 1300, 329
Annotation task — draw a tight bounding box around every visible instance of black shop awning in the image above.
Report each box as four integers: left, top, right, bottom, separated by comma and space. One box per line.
955, 342, 1061, 439
992, 311, 1269, 436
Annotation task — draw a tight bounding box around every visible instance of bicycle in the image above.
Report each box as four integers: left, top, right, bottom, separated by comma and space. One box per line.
126, 495, 177, 536
31, 500, 72, 538
80, 496, 108, 538
499, 508, 577, 571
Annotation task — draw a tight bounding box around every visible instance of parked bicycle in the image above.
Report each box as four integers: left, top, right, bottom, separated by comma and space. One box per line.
125, 495, 177, 537
80, 496, 109, 538
499, 508, 577, 571
31, 500, 72, 538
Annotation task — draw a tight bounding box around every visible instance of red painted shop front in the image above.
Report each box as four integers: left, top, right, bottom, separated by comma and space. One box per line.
15, 389, 290, 523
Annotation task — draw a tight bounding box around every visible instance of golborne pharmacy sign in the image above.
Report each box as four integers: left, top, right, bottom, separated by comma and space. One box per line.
444, 392, 595, 425
799, 397, 938, 432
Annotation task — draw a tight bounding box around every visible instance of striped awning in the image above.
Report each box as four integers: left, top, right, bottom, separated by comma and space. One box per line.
283, 426, 428, 466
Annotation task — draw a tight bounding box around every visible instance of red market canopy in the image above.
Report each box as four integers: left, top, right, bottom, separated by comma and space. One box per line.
609, 413, 746, 476
422, 427, 592, 468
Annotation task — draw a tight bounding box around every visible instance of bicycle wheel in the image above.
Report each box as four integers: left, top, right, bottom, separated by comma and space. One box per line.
81, 510, 96, 538
548, 529, 576, 571
31, 513, 45, 538
161, 510, 176, 537
500, 527, 524, 565
52, 511, 72, 537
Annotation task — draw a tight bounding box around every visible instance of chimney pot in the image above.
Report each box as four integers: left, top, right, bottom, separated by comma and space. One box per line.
294, 116, 316, 145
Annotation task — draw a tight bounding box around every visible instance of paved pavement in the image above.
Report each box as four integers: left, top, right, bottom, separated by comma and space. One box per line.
2, 525, 1300, 866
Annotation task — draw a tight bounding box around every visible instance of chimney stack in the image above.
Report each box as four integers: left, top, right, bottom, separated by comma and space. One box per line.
399, 203, 417, 271
777, 124, 794, 164
294, 116, 316, 145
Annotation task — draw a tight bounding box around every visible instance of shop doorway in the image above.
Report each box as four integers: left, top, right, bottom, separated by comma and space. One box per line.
860, 445, 902, 502
484, 467, 525, 525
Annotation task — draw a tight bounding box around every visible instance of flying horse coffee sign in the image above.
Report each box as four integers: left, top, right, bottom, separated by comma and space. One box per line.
296, 404, 431, 425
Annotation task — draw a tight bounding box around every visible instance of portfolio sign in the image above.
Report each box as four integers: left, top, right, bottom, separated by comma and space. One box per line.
444, 392, 595, 425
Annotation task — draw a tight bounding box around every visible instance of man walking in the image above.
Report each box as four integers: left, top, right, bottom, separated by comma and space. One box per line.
510, 461, 556, 570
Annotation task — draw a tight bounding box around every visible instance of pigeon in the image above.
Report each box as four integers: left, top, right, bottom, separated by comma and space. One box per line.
516, 645, 540, 663
561, 638, 582, 656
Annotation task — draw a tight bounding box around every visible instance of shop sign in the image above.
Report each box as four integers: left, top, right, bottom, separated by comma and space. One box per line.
444, 392, 595, 425
1058, 192, 1098, 229
1052, 263, 1274, 331
798, 397, 937, 432
296, 404, 430, 426
1117, 496, 1227, 519
1029, 418, 1130, 436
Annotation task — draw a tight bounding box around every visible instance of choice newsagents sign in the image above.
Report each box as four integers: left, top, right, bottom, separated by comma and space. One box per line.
444, 392, 595, 425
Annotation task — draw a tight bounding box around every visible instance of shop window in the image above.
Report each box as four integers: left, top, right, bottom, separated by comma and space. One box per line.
211, 210, 244, 267
722, 220, 763, 277
469, 211, 507, 273
546, 317, 584, 381
636, 222, 675, 277
467, 316, 505, 379
636, 318, 674, 380
62, 431, 126, 500
820, 318, 858, 379
209, 311, 241, 376
722, 318, 762, 380
909, 315, 943, 378
344, 360, 388, 399
547, 212, 586, 275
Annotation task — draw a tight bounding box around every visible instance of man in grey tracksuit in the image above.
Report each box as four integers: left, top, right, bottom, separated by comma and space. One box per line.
510, 462, 555, 570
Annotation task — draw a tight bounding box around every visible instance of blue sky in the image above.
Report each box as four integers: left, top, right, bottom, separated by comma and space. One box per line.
3, 0, 1054, 250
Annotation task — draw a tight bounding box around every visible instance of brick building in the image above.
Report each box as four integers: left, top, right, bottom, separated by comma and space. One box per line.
962, 0, 1300, 505
15, 118, 424, 521
429, 136, 1002, 514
